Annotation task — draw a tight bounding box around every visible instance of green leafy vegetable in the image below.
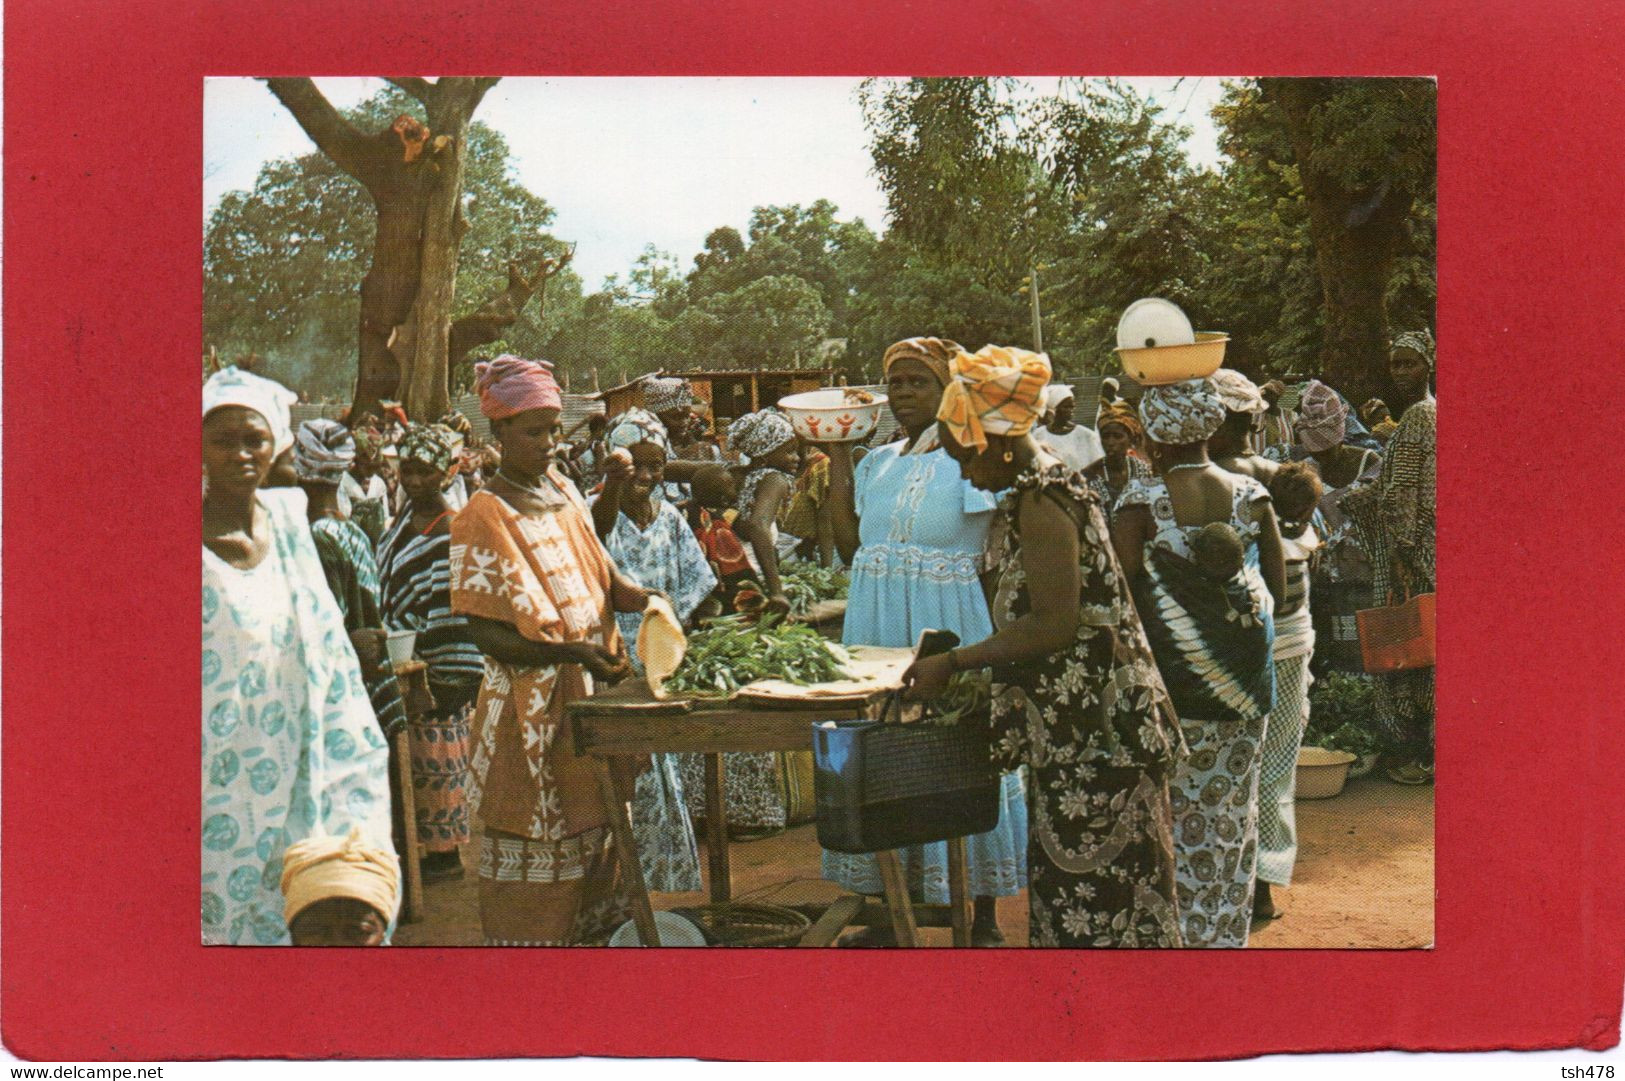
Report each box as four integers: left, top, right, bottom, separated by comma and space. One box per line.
778, 559, 850, 616
662, 614, 853, 697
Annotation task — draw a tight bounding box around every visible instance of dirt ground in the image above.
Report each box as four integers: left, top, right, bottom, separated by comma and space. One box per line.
394, 772, 1432, 949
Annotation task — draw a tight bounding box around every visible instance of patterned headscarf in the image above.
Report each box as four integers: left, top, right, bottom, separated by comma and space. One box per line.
439, 410, 473, 437
606, 406, 670, 456
202, 366, 299, 456
351, 425, 381, 461
280, 826, 400, 927
1210, 368, 1266, 415
1138, 378, 1228, 445
293, 419, 356, 485
936, 345, 1052, 452
1096, 400, 1145, 446
1294, 380, 1349, 453
1391, 329, 1436, 371
728, 410, 796, 462
881, 337, 962, 388
397, 423, 458, 474
642, 376, 694, 415
475, 355, 562, 419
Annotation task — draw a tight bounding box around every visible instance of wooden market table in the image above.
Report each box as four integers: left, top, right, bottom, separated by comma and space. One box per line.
568, 679, 973, 948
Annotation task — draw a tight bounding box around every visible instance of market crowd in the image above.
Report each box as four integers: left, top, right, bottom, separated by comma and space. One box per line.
201, 326, 1436, 949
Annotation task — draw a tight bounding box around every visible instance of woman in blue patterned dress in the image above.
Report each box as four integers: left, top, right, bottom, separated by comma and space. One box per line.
589, 408, 716, 893
823, 337, 1029, 947
1110, 377, 1286, 948
201, 368, 397, 945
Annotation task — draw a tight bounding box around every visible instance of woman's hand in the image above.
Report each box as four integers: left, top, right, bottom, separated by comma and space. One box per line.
571, 641, 633, 684
603, 447, 635, 485
348, 628, 387, 672
902, 652, 954, 701
763, 592, 793, 619
609, 568, 651, 613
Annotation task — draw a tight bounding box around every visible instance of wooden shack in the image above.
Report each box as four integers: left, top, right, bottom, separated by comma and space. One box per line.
672, 367, 837, 427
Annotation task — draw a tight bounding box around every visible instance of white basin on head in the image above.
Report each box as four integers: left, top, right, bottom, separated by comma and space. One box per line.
1117, 298, 1196, 351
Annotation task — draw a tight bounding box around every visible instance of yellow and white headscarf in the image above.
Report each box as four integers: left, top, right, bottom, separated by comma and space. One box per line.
281, 827, 401, 926
935, 345, 1052, 452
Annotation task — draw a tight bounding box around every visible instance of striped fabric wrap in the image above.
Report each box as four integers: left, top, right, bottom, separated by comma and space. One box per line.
376, 516, 485, 706
1132, 546, 1277, 724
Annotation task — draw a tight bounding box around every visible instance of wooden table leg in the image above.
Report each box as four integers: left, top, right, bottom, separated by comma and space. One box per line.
393, 728, 424, 924
873, 850, 919, 948
946, 835, 971, 948
599, 758, 659, 946
704, 753, 731, 903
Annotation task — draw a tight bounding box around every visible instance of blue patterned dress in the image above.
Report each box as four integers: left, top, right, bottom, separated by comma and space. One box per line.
202, 488, 396, 945
591, 496, 718, 893
823, 426, 1030, 904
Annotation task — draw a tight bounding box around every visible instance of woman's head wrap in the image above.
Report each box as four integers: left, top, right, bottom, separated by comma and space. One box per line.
1100, 376, 1121, 402
293, 419, 356, 485
398, 423, 459, 473
280, 827, 401, 927
351, 425, 381, 461
1043, 383, 1076, 411
606, 406, 671, 456
475, 355, 562, 420
1096, 400, 1145, 445
1137, 378, 1228, 445
936, 345, 1052, 452
1391, 328, 1436, 371
881, 337, 963, 388
439, 410, 472, 437
728, 410, 796, 462
1210, 368, 1267, 415
203, 367, 299, 456
642, 376, 693, 415
1294, 380, 1349, 453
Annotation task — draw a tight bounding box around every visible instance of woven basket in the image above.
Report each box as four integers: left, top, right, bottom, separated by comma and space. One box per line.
670, 902, 811, 947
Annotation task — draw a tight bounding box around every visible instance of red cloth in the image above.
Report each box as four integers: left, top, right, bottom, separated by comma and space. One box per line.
474, 355, 562, 420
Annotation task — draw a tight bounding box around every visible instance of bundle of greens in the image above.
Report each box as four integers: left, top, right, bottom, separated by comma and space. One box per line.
1304, 672, 1388, 757
778, 559, 850, 616
919, 669, 992, 726
661, 614, 853, 697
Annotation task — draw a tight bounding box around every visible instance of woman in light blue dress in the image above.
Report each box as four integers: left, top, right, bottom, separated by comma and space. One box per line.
824, 337, 1028, 947
589, 408, 716, 893
202, 368, 397, 945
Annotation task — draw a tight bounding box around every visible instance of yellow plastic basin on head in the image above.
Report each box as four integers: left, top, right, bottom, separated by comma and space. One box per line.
1116, 332, 1228, 386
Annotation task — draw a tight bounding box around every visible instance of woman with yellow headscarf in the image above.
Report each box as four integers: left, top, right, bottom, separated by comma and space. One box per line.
904, 346, 1187, 948
819, 337, 1028, 948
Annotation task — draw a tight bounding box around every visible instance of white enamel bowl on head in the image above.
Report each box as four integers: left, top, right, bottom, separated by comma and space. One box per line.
778, 389, 888, 443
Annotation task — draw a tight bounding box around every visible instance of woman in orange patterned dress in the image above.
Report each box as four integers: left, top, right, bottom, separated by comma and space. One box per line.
450, 356, 654, 945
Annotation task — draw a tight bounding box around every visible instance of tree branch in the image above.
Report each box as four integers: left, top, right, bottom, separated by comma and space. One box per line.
262, 78, 383, 189
384, 77, 434, 104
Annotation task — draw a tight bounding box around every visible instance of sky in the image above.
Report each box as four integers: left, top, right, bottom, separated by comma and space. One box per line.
203, 76, 1229, 292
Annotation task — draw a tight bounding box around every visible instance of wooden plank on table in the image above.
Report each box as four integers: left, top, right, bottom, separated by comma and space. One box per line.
798, 895, 865, 947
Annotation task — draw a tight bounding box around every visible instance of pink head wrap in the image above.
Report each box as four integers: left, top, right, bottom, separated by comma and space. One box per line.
474, 355, 562, 420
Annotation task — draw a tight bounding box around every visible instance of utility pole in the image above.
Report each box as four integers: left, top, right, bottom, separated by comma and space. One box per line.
1028, 265, 1044, 353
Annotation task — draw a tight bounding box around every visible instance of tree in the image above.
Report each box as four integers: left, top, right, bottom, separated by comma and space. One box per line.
1243, 78, 1437, 404
259, 77, 573, 420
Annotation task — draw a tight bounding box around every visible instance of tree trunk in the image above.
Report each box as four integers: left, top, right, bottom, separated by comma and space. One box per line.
1265, 79, 1417, 407
264, 77, 499, 422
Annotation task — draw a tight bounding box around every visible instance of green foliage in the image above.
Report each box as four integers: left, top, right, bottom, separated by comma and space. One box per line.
1304, 672, 1389, 757
204, 87, 569, 399
205, 77, 1434, 401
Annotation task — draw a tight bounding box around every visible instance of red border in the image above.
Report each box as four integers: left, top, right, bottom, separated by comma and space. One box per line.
5, 0, 1623, 1061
